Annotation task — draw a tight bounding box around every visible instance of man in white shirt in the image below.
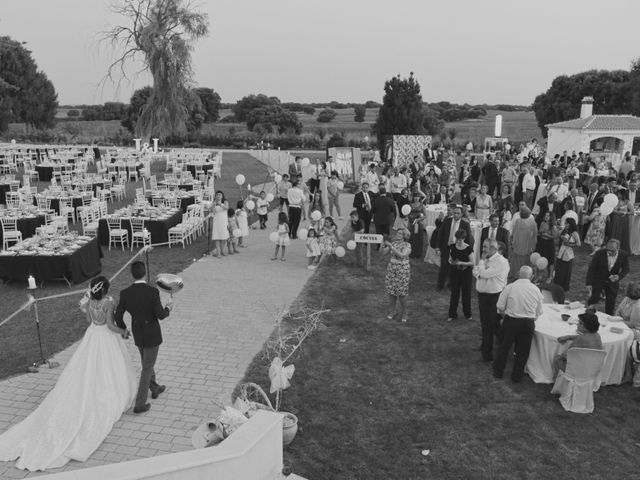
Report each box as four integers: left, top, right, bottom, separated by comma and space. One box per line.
473, 238, 510, 362
492, 266, 543, 382
287, 180, 305, 239
547, 175, 569, 203
363, 164, 380, 194
629, 180, 638, 206
522, 167, 537, 209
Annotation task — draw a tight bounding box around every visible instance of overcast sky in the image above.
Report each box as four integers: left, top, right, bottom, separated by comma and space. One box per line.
2, 0, 639, 106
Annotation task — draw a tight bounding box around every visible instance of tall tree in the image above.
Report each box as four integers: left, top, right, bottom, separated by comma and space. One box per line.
372, 73, 425, 154
0, 36, 58, 131
104, 0, 209, 140
532, 69, 630, 137
192, 87, 221, 122
233, 94, 280, 122
353, 105, 366, 122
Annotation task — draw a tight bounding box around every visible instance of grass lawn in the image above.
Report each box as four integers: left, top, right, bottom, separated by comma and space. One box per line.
0, 151, 270, 379
239, 245, 640, 479
446, 109, 541, 147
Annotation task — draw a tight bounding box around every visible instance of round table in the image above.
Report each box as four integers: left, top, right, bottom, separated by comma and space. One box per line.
526, 304, 633, 385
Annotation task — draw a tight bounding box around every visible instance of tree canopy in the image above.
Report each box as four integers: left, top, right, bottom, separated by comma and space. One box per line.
0, 36, 58, 131
372, 72, 425, 152
532, 68, 633, 137
193, 87, 221, 123
233, 94, 281, 122
104, 0, 209, 140
246, 105, 302, 135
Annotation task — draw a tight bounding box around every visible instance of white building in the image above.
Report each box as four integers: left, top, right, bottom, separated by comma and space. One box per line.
546, 96, 640, 169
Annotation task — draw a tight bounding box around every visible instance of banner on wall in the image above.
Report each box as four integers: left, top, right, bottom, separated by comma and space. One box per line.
383, 135, 432, 167
326, 147, 361, 183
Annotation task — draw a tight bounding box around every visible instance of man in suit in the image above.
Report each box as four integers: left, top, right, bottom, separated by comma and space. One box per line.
582, 182, 604, 239
431, 185, 450, 205
482, 157, 500, 197
115, 261, 172, 413
435, 205, 474, 290
532, 192, 559, 218
288, 156, 303, 181
371, 186, 395, 238
480, 214, 510, 258
586, 239, 630, 314
423, 142, 434, 164
353, 182, 374, 233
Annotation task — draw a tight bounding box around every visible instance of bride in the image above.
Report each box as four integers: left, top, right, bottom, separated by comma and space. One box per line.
0, 276, 137, 471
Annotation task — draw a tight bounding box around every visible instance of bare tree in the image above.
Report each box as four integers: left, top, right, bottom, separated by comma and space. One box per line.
103, 0, 209, 140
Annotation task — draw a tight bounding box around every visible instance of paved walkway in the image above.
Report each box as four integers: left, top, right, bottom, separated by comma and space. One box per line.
0, 193, 354, 478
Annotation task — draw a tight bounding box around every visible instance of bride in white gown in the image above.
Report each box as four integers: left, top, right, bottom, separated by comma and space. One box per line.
0, 276, 137, 471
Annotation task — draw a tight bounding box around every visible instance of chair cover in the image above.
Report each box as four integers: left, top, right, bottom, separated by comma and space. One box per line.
551, 348, 607, 414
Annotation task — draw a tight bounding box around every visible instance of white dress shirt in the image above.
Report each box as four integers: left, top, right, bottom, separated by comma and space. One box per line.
522, 173, 536, 191
287, 186, 305, 207
497, 279, 543, 319
473, 253, 510, 294
548, 182, 569, 202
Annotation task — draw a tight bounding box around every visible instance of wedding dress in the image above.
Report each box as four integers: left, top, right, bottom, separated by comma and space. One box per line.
0, 296, 136, 471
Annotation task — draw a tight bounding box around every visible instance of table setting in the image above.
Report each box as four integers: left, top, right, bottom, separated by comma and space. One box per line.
98, 205, 183, 245
526, 303, 633, 385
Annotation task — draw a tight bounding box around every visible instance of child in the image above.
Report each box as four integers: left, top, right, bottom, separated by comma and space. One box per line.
272, 211, 290, 261
342, 210, 364, 264
277, 174, 291, 212
236, 200, 249, 247
319, 216, 338, 265
306, 228, 321, 270
256, 191, 270, 229
326, 170, 342, 219
227, 208, 240, 254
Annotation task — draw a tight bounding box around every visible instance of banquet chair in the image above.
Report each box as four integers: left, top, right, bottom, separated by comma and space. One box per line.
150, 175, 158, 190
130, 217, 151, 250
58, 198, 76, 224
127, 161, 138, 182
24, 161, 39, 182
152, 197, 166, 207
168, 216, 190, 248
106, 217, 129, 251
6, 192, 21, 208
550, 348, 607, 414
111, 176, 126, 201
79, 209, 98, 238
1, 217, 23, 250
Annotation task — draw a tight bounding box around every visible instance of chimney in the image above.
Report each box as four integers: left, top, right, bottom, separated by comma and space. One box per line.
580, 96, 594, 119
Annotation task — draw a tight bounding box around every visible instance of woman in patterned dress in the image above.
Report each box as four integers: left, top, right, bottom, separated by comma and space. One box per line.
384, 228, 412, 323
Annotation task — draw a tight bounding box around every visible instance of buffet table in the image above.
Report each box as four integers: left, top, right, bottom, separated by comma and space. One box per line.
526, 304, 633, 385
97, 209, 182, 245
0, 237, 102, 284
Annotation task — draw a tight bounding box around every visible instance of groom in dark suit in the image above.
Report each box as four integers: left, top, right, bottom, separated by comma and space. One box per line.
586, 239, 629, 314
115, 261, 172, 413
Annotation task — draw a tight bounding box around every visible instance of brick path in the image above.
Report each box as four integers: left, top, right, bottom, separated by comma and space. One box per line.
0, 193, 354, 478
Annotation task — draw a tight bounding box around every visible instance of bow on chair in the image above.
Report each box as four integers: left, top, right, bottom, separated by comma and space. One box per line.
268, 357, 295, 393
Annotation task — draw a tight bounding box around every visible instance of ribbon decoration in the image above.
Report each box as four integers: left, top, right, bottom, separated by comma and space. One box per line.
268, 357, 295, 393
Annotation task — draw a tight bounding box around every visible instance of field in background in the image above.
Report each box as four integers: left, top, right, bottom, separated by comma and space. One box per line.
9, 108, 540, 148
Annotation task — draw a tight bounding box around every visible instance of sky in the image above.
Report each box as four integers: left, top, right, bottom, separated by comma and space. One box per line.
2, 0, 640, 106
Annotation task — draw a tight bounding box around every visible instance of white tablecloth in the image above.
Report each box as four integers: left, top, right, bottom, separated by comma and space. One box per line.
424, 205, 448, 228
526, 304, 633, 384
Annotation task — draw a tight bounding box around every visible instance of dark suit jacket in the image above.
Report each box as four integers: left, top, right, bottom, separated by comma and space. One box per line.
115, 282, 170, 348
371, 194, 396, 226
288, 163, 302, 179
586, 249, 630, 288
431, 193, 449, 205
353, 191, 373, 221
480, 226, 509, 257
435, 217, 474, 251
585, 191, 604, 215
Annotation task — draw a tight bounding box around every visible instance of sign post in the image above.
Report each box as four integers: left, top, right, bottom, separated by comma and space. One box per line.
355, 233, 383, 271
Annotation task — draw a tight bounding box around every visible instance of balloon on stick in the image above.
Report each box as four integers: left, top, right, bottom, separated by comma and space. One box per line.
401, 204, 411, 216
536, 257, 548, 270
298, 228, 308, 240
232, 228, 242, 238
266, 193, 275, 202
564, 211, 578, 223
311, 210, 322, 221
269, 232, 280, 243
301, 157, 310, 167
273, 173, 282, 183
346, 240, 357, 250
530, 252, 541, 264
235, 174, 246, 185
603, 193, 618, 207
337, 181, 344, 190
335, 246, 346, 257
245, 200, 255, 210
599, 204, 613, 216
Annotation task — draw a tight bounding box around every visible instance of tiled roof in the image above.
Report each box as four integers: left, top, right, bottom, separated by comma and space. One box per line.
547, 115, 640, 131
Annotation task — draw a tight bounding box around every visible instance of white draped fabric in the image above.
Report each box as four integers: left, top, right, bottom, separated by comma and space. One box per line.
526, 305, 633, 385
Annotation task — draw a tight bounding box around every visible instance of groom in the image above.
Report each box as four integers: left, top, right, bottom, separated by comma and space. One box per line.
115, 261, 172, 414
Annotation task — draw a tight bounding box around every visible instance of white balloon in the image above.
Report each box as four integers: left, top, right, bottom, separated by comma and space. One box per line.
235, 174, 246, 185
311, 210, 322, 221
155, 273, 184, 294
245, 200, 255, 210
298, 228, 308, 240
337, 181, 344, 190
266, 193, 275, 202
599, 204, 613, 216
564, 211, 578, 223
603, 193, 618, 208
269, 232, 280, 243
301, 157, 310, 167
274, 173, 282, 183
335, 246, 346, 257
401, 204, 411, 216
232, 228, 242, 237
346, 240, 357, 250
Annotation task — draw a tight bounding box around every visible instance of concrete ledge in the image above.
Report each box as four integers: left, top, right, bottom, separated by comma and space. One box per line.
38, 410, 283, 480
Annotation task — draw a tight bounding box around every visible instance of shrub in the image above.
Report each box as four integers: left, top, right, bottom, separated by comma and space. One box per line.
354, 105, 366, 122
67, 109, 80, 118
317, 108, 337, 123
218, 114, 238, 123
326, 133, 347, 148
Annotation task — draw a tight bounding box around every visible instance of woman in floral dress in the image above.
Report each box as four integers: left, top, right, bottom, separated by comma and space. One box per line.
384, 228, 412, 323
584, 206, 607, 253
